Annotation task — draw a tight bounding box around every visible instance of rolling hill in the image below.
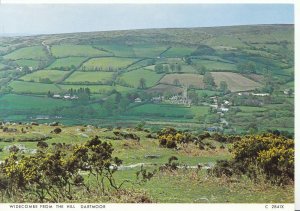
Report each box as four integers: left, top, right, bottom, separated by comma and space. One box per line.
0, 24, 294, 134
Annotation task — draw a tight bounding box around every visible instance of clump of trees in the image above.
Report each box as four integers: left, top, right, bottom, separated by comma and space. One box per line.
237, 61, 257, 74
155, 63, 181, 73
191, 45, 216, 56
203, 72, 215, 90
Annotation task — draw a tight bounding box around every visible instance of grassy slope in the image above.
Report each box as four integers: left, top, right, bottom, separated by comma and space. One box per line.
4, 46, 48, 60
51, 45, 110, 57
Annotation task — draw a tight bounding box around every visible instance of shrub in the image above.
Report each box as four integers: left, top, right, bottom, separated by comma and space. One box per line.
212, 134, 294, 185
52, 127, 62, 134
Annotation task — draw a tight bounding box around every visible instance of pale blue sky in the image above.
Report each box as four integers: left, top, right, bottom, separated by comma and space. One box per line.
0, 4, 294, 35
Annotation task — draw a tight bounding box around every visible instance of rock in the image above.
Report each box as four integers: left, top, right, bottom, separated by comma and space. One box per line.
49, 122, 59, 126
144, 154, 161, 159
31, 122, 39, 126
3, 127, 17, 133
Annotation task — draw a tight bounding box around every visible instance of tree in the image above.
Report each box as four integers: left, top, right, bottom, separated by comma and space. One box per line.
237, 61, 256, 73
219, 81, 228, 93
138, 78, 146, 89
163, 65, 169, 73
170, 63, 175, 72
173, 79, 180, 86
22, 66, 30, 73
188, 90, 199, 105
154, 64, 164, 73
185, 57, 192, 65
288, 89, 293, 97
176, 64, 182, 72
196, 65, 207, 75
203, 72, 215, 88
47, 91, 52, 98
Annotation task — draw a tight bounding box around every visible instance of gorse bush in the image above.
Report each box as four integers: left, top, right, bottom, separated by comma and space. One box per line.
211, 134, 294, 185
158, 128, 197, 149
0, 136, 123, 202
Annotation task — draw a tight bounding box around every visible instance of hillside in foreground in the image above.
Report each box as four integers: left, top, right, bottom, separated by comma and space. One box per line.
0, 24, 294, 134
0, 123, 294, 203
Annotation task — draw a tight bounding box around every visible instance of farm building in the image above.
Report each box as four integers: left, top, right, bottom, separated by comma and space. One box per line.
134, 98, 142, 103
53, 94, 61, 98
251, 93, 270, 97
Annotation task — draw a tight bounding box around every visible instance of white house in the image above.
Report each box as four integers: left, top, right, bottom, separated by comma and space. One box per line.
53, 94, 61, 98
220, 107, 229, 112
134, 98, 142, 103
251, 93, 270, 97
64, 94, 71, 99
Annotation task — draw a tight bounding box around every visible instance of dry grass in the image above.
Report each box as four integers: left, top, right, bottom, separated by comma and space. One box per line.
147, 84, 183, 94
211, 72, 263, 92
159, 73, 204, 88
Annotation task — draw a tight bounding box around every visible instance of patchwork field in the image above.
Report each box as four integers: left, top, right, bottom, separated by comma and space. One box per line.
211, 72, 262, 92
65, 71, 114, 83
159, 73, 204, 88
119, 68, 163, 88
20, 70, 67, 83
3, 46, 48, 60
51, 45, 110, 57
48, 57, 87, 69
82, 57, 137, 71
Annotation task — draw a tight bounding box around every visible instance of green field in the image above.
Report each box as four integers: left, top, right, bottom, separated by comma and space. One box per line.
65, 71, 114, 83
20, 70, 67, 82
132, 45, 169, 57
232, 106, 267, 112
119, 68, 163, 88
82, 57, 137, 70
48, 57, 87, 69
0, 63, 7, 70
94, 44, 136, 57
59, 84, 134, 94
51, 45, 110, 57
3, 46, 48, 60
9, 81, 61, 94
127, 103, 209, 118
14, 59, 40, 68
162, 46, 196, 57
192, 59, 237, 71
0, 94, 71, 111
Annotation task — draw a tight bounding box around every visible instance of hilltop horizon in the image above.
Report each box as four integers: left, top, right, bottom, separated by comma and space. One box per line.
0, 23, 294, 38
